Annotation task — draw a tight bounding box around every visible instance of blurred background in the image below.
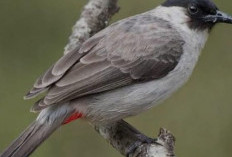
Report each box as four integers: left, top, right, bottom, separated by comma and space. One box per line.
0, 0, 232, 156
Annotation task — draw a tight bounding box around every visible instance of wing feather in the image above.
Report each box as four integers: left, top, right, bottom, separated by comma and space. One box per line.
25, 36, 104, 99
28, 13, 185, 112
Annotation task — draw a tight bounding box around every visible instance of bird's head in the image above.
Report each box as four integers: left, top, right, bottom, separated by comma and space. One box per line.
162, 0, 232, 30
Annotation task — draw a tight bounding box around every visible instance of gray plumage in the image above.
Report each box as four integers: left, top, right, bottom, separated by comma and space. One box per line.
26, 13, 184, 112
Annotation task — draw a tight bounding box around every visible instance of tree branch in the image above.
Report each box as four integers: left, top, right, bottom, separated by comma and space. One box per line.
94, 120, 176, 157
64, 0, 176, 156
64, 0, 119, 55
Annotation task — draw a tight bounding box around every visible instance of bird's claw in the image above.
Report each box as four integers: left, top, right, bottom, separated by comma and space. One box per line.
126, 134, 157, 157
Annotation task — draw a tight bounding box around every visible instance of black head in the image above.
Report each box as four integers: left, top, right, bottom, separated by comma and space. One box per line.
162, 0, 232, 30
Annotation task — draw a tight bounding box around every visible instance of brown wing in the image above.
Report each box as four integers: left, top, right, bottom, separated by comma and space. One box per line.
27, 13, 185, 112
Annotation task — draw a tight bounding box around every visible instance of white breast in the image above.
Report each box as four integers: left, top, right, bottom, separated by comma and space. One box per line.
73, 6, 209, 124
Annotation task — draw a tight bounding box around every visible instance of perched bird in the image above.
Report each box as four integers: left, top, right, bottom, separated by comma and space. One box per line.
1, 0, 232, 156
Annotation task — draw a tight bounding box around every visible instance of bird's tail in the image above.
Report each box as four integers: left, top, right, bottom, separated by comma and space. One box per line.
0, 104, 77, 157
0, 121, 60, 157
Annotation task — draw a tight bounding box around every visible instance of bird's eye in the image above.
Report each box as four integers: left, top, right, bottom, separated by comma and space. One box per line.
188, 5, 198, 14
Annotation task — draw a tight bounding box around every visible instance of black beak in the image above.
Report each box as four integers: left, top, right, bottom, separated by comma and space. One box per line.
204, 10, 232, 24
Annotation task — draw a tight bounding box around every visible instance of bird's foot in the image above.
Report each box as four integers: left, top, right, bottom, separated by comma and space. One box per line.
126, 134, 157, 157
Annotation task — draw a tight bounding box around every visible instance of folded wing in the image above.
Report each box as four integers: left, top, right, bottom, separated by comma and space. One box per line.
26, 13, 184, 112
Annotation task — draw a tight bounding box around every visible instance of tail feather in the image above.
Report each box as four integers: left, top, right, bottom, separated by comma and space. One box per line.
0, 121, 60, 157
0, 104, 75, 157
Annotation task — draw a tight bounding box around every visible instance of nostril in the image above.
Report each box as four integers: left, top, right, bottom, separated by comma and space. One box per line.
218, 13, 222, 16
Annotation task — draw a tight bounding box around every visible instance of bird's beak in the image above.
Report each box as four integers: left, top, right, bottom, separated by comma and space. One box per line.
204, 10, 232, 24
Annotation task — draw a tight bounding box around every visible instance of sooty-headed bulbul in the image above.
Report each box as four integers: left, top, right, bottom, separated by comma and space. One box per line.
1, 0, 232, 157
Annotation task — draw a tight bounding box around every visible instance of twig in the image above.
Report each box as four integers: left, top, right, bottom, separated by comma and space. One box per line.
64, 0, 119, 55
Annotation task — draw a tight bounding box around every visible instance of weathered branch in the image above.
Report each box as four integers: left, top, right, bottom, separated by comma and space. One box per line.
64, 0, 119, 55
64, 0, 176, 156
95, 120, 176, 157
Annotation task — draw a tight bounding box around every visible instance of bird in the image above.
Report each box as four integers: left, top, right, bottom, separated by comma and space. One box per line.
1, 0, 232, 156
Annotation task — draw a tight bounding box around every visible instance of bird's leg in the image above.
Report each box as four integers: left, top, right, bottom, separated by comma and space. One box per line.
126, 133, 158, 157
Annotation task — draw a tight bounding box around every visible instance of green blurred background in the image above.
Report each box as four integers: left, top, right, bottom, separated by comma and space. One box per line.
0, 0, 232, 156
